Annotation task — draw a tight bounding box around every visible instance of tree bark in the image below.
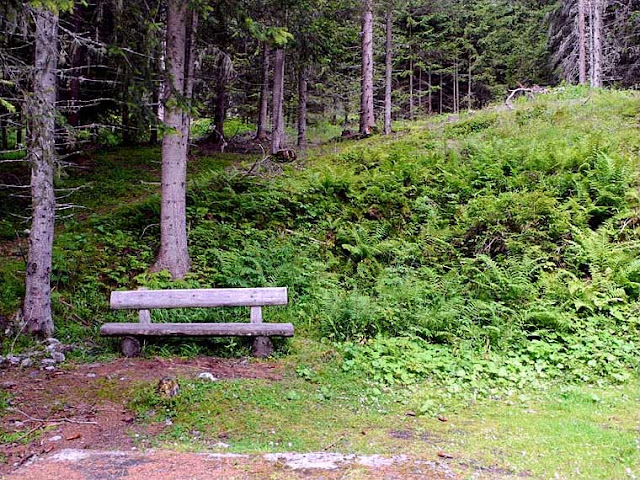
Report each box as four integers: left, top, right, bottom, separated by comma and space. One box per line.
578, 0, 587, 84
16, 106, 23, 146
154, 0, 191, 279
0, 117, 7, 150
256, 43, 270, 140
409, 58, 414, 119
183, 9, 198, 143
271, 48, 285, 154
591, 0, 603, 87
297, 65, 308, 151
384, 2, 392, 135
467, 59, 472, 111
428, 69, 432, 114
359, 0, 375, 135
24, 7, 59, 337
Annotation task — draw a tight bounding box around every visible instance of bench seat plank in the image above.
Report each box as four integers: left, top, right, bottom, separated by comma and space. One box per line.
100, 322, 294, 337
110, 287, 288, 310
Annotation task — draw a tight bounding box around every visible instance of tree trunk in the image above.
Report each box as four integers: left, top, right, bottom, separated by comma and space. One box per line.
297, 65, 308, 151
256, 43, 270, 140
0, 117, 7, 150
578, 0, 587, 84
439, 74, 443, 114
67, 2, 83, 128
16, 106, 23, 146
24, 7, 59, 337
467, 59, 472, 111
359, 0, 375, 135
213, 82, 226, 144
271, 48, 286, 154
418, 66, 422, 112
121, 81, 132, 145
592, 0, 603, 87
154, 0, 191, 279
428, 69, 432, 114
409, 59, 414, 119
384, 2, 392, 135
183, 8, 198, 144
150, 84, 159, 144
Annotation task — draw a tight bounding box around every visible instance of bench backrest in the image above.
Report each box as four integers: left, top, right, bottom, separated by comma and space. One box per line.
110, 287, 288, 310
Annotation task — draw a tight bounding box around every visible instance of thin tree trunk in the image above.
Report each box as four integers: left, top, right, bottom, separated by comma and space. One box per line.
592, 0, 603, 87
359, 0, 375, 135
578, 0, 587, 84
213, 81, 226, 144
17, 106, 23, 145
409, 59, 414, 119
256, 43, 270, 140
271, 48, 285, 154
418, 66, 422, 112
297, 65, 308, 151
154, 0, 190, 279
121, 80, 132, 145
150, 84, 159, 144
24, 7, 59, 337
384, 2, 392, 135
467, 59, 472, 111
439, 74, 443, 114
428, 69, 432, 114
589, 1, 595, 84
0, 118, 7, 150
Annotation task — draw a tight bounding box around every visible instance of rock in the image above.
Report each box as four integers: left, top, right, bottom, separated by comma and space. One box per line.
8, 356, 20, 366
46, 337, 61, 345
197, 372, 217, 382
45, 344, 57, 353
44, 366, 55, 371
50, 352, 65, 363
41, 358, 56, 366
48, 435, 62, 442
20, 358, 33, 368
86, 373, 97, 378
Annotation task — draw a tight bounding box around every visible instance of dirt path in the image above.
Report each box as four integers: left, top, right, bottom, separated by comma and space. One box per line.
7, 449, 459, 479
0, 357, 283, 475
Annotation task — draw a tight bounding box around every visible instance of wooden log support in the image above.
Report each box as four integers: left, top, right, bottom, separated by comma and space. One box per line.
101, 322, 294, 337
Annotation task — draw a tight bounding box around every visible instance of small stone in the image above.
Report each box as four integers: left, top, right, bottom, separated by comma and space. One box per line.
46, 337, 61, 345
20, 358, 33, 368
49, 435, 62, 442
86, 373, 97, 378
8, 356, 20, 366
164, 418, 173, 426
197, 372, 217, 382
50, 352, 65, 363
44, 366, 55, 371
41, 358, 56, 366
45, 344, 57, 353
214, 441, 229, 449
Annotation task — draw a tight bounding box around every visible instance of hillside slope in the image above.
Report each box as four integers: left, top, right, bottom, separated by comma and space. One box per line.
1, 87, 638, 384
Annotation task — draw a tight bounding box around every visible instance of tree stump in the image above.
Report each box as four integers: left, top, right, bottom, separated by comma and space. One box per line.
121, 336, 141, 357
252, 336, 273, 358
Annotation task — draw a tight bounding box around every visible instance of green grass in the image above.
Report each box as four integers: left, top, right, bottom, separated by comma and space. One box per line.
126, 338, 639, 478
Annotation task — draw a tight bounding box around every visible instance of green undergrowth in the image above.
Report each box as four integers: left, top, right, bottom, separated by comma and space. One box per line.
1, 87, 639, 391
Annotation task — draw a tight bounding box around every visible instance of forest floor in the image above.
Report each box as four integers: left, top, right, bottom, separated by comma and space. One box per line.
1, 354, 638, 479
1, 358, 466, 479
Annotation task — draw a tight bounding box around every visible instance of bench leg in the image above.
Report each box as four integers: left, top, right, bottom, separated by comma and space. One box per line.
252, 336, 273, 358
121, 336, 141, 357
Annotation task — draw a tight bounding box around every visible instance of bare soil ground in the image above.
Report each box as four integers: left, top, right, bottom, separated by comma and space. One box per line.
0, 357, 283, 475
1, 358, 510, 479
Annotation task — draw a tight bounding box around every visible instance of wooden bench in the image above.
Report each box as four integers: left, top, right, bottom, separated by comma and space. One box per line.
100, 287, 293, 358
